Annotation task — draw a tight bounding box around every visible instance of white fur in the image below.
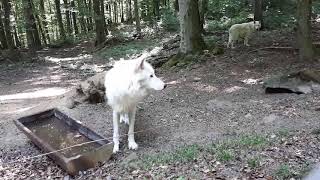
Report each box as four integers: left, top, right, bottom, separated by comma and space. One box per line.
227, 21, 261, 49
105, 58, 166, 153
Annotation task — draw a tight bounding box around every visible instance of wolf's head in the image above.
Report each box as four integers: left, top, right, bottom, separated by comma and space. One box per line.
253, 21, 261, 30
134, 59, 166, 91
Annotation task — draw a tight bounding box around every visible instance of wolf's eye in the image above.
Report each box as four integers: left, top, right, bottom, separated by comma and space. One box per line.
150, 75, 153, 78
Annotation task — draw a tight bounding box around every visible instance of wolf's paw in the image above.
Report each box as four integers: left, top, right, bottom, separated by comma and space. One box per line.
245, 44, 250, 47
128, 141, 138, 150
120, 114, 129, 124
113, 144, 120, 153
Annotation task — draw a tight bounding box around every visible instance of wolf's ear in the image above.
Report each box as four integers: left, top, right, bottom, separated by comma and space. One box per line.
136, 59, 145, 71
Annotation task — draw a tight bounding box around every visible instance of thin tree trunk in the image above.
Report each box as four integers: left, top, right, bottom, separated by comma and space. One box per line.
133, 0, 141, 35
0, 11, 8, 49
54, 0, 66, 40
40, 0, 50, 43
3, 1, 14, 49
297, 0, 314, 61
127, 0, 132, 23
23, 0, 41, 49
64, 0, 73, 35
121, 0, 124, 22
100, 0, 108, 35
13, 27, 21, 47
113, 1, 117, 23
3, 0, 15, 49
30, 0, 42, 46
35, 14, 47, 45
178, 0, 205, 53
71, 1, 79, 35
93, 0, 106, 45
77, 0, 87, 33
108, 3, 112, 24
174, 0, 179, 13
153, 0, 160, 20
254, 0, 263, 28
88, 0, 93, 30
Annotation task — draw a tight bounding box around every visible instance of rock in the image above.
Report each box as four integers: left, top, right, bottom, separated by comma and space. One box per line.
63, 175, 70, 180
245, 113, 253, 119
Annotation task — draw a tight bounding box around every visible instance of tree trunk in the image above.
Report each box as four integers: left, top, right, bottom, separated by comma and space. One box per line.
88, 0, 94, 30
13, 28, 21, 47
121, 0, 124, 22
297, 0, 314, 61
199, 0, 208, 33
35, 14, 47, 45
71, 1, 79, 35
133, 0, 141, 35
153, 0, 160, 20
3, 0, 15, 49
54, 0, 66, 40
40, 0, 51, 43
64, 0, 73, 35
100, 0, 108, 35
77, 0, 87, 33
174, 0, 179, 13
127, 0, 132, 23
178, 0, 205, 53
23, 0, 42, 49
93, 0, 106, 45
113, 1, 118, 23
254, 0, 263, 28
0, 14, 8, 49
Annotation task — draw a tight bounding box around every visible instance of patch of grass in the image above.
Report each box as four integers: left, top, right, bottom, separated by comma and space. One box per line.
98, 40, 158, 60
216, 149, 234, 162
277, 128, 290, 137
141, 145, 200, 169
237, 135, 268, 148
311, 128, 320, 135
247, 157, 261, 169
274, 164, 295, 180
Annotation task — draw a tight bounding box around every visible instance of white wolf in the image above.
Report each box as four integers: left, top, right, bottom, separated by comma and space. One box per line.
105, 58, 166, 153
227, 21, 261, 49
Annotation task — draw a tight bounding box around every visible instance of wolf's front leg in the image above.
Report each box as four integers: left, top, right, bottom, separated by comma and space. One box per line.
128, 107, 138, 150
244, 36, 250, 46
112, 111, 120, 153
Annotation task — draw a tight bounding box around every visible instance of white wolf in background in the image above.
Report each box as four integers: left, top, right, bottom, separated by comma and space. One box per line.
227, 21, 261, 49
105, 58, 166, 153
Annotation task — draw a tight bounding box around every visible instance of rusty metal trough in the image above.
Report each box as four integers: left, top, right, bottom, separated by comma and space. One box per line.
14, 109, 113, 175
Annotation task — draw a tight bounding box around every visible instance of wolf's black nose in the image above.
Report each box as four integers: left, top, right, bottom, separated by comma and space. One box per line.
164, 84, 167, 89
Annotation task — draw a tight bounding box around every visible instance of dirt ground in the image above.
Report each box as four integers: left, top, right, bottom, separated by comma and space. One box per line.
1, 29, 320, 179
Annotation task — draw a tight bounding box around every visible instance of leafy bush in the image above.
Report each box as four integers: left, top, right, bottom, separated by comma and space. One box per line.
160, 9, 179, 32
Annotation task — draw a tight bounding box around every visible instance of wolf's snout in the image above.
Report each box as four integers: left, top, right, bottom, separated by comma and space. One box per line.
164, 84, 167, 89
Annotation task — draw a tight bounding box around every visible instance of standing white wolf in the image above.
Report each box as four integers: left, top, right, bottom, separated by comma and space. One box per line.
227, 21, 261, 49
105, 58, 166, 153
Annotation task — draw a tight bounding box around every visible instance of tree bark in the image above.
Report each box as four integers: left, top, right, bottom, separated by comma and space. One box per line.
254, 0, 263, 28
174, 0, 179, 13
93, 0, 106, 45
133, 0, 141, 35
71, 1, 79, 35
153, 0, 160, 20
297, 0, 314, 61
40, 0, 50, 43
100, 0, 108, 35
127, 0, 132, 23
64, 0, 73, 35
54, 0, 66, 40
88, 0, 94, 30
113, 1, 118, 23
3, 0, 15, 49
77, 0, 87, 33
23, 0, 42, 49
0, 12, 8, 49
178, 0, 205, 53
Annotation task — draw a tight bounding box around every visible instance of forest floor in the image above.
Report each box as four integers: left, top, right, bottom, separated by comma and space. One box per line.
1, 27, 320, 179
